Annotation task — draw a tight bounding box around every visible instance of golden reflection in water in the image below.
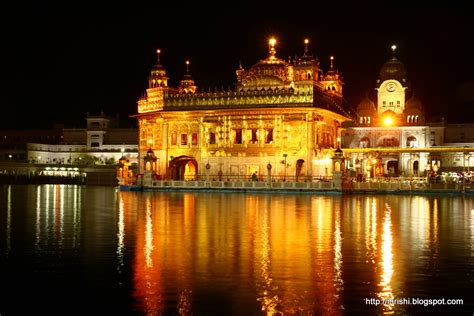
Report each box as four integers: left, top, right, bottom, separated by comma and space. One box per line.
6, 185, 11, 257
333, 202, 343, 300
378, 203, 394, 314
72, 185, 81, 247
144, 194, 154, 268
129, 193, 342, 315
364, 197, 377, 264
133, 192, 164, 315
117, 192, 125, 272
310, 196, 339, 314
33, 185, 82, 251
431, 198, 439, 258
255, 195, 281, 315
411, 197, 430, 248
45, 186, 49, 239
36, 186, 41, 250
52, 185, 65, 245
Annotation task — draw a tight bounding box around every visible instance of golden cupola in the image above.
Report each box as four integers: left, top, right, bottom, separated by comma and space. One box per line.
148, 49, 169, 89
294, 38, 319, 82
178, 60, 197, 94
236, 37, 294, 91
320, 56, 343, 97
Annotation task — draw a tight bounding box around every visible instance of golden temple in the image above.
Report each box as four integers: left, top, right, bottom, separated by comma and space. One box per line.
134, 38, 351, 181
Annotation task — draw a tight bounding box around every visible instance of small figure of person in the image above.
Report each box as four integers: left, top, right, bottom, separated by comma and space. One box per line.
218, 170, 223, 181
251, 172, 258, 182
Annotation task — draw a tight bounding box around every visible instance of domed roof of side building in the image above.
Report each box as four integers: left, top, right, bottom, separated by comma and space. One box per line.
357, 94, 376, 113
379, 56, 407, 83
405, 94, 423, 110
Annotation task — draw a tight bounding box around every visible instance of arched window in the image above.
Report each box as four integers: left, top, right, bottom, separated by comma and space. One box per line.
407, 136, 417, 148
360, 137, 370, 148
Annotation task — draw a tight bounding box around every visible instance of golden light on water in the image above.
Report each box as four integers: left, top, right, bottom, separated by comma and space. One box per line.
116, 193, 469, 315
117, 192, 125, 270
378, 203, 394, 313
144, 195, 154, 268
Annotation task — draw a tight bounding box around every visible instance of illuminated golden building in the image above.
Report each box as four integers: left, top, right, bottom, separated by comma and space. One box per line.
135, 38, 350, 180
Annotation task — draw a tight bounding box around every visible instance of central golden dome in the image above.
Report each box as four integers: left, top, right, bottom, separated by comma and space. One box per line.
236, 38, 293, 90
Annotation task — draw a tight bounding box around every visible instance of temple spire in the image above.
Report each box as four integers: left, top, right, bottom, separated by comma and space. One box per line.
185, 60, 190, 74
391, 44, 397, 56
156, 49, 161, 63
269, 37, 277, 57
304, 38, 309, 55
330, 56, 334, 70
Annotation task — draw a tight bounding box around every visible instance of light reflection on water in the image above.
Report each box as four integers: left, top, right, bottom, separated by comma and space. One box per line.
377, 203, 394, 314
1, 186, 474, 315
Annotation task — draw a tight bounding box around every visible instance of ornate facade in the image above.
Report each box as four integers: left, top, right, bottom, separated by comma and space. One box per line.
135, 39, 350, 181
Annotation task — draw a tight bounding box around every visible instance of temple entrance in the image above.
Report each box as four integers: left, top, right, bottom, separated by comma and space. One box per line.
387, 160, 399, 176
296, 159, 305, 181
169, 156, 198, 180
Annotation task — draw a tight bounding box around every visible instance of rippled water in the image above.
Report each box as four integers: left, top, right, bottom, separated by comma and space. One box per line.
0, 185, 473, 315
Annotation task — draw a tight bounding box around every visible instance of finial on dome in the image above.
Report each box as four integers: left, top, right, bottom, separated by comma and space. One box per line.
156, 49, 161, 63
391, 44, 397, 54
269, 37, 277, 57
304, 38, 309, 54
185, 60, 190, 74
330, 56, 334, 70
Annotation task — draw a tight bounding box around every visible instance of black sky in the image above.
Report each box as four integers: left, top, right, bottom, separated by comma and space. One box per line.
1, 3, 473, 129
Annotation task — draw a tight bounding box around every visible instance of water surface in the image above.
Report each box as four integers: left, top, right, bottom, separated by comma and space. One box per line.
0, 185, 473, 315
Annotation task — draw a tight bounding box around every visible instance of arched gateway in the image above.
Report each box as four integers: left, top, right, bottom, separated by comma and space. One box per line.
169, 156, 198, 180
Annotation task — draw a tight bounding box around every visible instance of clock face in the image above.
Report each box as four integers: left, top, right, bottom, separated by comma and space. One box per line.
386, 82, 396, 92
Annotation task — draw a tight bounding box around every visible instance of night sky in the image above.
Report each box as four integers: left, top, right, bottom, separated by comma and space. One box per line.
1, 3, 473, 129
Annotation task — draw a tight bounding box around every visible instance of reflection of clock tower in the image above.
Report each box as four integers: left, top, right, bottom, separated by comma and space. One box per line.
375, 45, 408, 116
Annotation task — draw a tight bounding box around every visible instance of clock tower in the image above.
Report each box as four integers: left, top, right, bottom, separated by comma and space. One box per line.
375, 45, 408, 116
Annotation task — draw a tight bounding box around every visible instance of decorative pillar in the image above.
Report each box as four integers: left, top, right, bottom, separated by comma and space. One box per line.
331, 147, 345, 190
266, 162, 272, 186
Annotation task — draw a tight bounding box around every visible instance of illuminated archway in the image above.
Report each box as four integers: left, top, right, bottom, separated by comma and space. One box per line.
169, 156, 198, 180
387, 160, 399, 176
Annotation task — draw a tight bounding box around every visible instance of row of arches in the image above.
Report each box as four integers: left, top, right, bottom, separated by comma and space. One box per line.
146, 156, 307, 180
